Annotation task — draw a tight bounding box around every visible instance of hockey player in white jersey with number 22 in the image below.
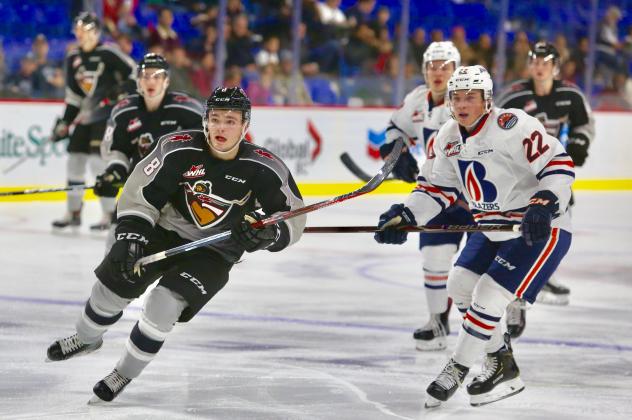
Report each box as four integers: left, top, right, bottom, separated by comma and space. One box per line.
377, 41, 474, 351
374, 65, 574, 407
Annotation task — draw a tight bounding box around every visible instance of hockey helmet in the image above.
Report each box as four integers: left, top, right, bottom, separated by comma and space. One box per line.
422, 41, 461, 71
447, 65, 494, 114
137, 53, 170, 77
203, 86, 252, 141
74, 11, 101, 32
528, 41, 560, 65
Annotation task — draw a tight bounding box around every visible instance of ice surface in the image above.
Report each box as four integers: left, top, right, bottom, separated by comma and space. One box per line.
0, 192, 631, 419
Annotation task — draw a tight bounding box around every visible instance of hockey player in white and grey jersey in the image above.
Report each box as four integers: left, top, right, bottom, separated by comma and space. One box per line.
375, 66, 574, 407
46, 87, 306, 403
377, 41, 474, 351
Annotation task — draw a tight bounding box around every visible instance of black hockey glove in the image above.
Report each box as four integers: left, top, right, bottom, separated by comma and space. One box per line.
374, 204, 417, 245
379, 141, 419, 183
565, 137, 589, 167
107, 218, 152, 284
93, 164, 127, 198
51, 117, 70, 142
231, 212, 280, 253
521, 190, 559, 246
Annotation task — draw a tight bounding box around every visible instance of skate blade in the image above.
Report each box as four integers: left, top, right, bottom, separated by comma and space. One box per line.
415, 339, 447, 351
536, 292, 569, 306
424, 394, 442, 409
469, 377, 525, 407
87, 395, 108, 405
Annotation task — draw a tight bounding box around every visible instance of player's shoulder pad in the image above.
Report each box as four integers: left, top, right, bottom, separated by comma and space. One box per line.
96, 43, 135, 65
239, 142, 291, 179
165, 91, 205, 115
156, 129, 206, 157
111, 94, 140, 119
402, 84, 428, 104
556, 80, 589, 102
433, 118, 458, 146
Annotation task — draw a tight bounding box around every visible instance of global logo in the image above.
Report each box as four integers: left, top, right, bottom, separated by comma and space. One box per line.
457, 160, 497, 202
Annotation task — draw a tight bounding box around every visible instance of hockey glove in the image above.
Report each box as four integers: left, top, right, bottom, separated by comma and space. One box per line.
380, 141, 419, 183
231, 212, 280, 253
51, 118, 70, 142
521, 190, 559, 246
565, 137, 588, 167
94, 164, 127, 198
107, 218, 152, 284
374, 204, 417, 245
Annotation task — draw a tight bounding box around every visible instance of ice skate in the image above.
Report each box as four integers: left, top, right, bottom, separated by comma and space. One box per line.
52, 211, 81, 230
425, 358, 469, 408
536, 277, 570, 305
413, 309, 449, 351
46, 333, 102, 362
506, 298, 526, 339
89, 212, 113, 232
88, 369, 132, 404
467, 336, 525, 406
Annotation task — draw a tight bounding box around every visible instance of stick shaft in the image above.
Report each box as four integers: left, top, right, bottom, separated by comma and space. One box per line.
0, 184, 93, 197
303, 224, 520, 233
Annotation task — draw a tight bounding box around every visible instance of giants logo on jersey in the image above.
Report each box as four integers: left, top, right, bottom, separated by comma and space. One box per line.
133, 133, 155, 157
183, 180, 251, 229
457, 160, 499, 210
75, 62, 104, 96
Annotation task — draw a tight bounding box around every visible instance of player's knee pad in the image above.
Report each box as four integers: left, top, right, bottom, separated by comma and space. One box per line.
471, 274, 515, 320
421, 244, 458, 273
90, 280, 132, 314
67, 153, 89, 181
447, 266, 480, 312
142, 286, 188, 334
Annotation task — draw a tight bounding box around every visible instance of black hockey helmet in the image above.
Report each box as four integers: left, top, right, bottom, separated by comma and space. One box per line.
528, 41, 560, 64
74, 11, 101, 32
137, 53, 170, 77
205, 86, 251, 123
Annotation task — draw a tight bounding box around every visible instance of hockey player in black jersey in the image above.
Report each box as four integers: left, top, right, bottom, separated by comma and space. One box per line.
46, 86, 306, 404
50, 12, 136, 231
497, 42, 595, 336
93, 53, 204, 229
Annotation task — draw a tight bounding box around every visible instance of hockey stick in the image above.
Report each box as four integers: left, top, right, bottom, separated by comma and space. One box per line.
340, 152, 397, 182
134, 139, 406, 269
0, 184, 93, 197
303, 224, 520, 233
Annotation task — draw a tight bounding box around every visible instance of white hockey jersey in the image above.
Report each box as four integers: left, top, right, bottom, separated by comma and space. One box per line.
386, 85, 451, 157
405, 107, 575, 241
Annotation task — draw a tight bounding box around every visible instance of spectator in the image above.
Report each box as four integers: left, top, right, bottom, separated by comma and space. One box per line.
344, 23, 379, 72
189, 25, 218, 59
226, 0, 245, 19
471, 33, 495, 70
271, 50, 313, 105
430, 29, 444, 42
223, 66, 243, 88
554, 34, 571, 64
505, 31, 531, 81
166, 46, 196, 94
255, 36, 281, 69
31, 34, 64, 98
369, 6, 390, 36
450, 25, 474, 65
596, 5, 624, 85
317, 0, 347, 26
148, 8, 181, 51
560, 60, 579, 85
226, 14, 256, 70
247, 64, 274, 105
5, 54, 37, 98
346, 0, 376, 28
190, 5, 219, 29
103, 0, 137, 37
409, 27, 428, 69
189, 51, 215, 98
115, 33, 134, 56
570, 36, 589, 78
595, 72, 632, 110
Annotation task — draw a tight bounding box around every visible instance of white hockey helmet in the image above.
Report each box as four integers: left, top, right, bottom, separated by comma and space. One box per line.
422, 41, 461, 71
447, 65, 494, 114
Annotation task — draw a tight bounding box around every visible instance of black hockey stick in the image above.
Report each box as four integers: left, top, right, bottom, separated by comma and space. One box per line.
134, 139, 405, 269
0, 184, 94, 197
340, 152, 397, 182
303, 224, 520, 233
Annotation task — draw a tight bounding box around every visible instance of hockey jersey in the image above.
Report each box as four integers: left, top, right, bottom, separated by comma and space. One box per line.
101, 91, 204, 177
62, 43, 136, 125
496, 79, 594, 146
405, 108, 575, 241
117, 130, 306, 262
386, 85, 450, 157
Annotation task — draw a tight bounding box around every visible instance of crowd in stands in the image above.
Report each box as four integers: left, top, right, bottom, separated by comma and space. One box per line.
1, 1, 632, 109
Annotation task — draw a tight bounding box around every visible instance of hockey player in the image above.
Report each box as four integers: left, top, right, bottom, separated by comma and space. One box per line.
375, 66, 573, 407
377, 41, 474, 351
497, 42, 594, 337
93, 53, 204, 228
46, 87, 306, 403
51, 12, 136, 230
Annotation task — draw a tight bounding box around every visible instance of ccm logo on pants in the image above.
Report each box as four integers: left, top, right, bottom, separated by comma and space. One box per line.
180, 272, 207, 295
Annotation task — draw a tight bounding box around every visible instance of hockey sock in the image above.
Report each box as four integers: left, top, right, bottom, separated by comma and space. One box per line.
422, 244, 457, 314
76, 281, 130, 344
66, 153, 89, 212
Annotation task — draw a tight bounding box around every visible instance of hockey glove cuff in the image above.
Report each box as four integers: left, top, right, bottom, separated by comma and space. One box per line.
374, 204, 417, 245
231, 212, 281, 253
521, 190, 559, 246
94, 164, 127, 197
566, 137, 588, 167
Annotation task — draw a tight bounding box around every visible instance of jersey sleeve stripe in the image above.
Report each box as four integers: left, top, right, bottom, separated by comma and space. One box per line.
536, 169, 576, 180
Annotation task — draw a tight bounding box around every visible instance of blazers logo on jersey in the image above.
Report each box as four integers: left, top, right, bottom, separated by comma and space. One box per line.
457, 160, 498, 205
497, 112, 518, 130
127, 118, 142, 132
184, 180, 251, 229
75, 62, 104, 96
183, 164, 206, 178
